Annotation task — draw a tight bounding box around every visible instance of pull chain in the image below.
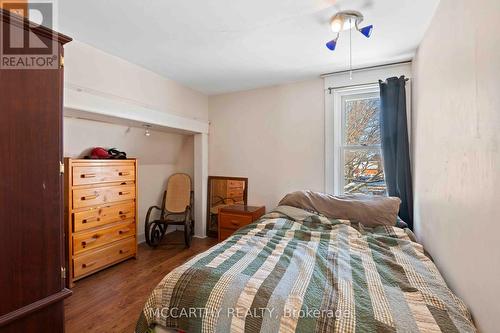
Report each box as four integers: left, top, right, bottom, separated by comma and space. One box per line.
349, 18, 353, 80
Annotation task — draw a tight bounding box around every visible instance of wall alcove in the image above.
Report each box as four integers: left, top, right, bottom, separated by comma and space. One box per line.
64, 85, 209, 239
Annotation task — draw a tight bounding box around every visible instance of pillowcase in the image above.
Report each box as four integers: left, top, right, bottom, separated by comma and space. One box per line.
278, 190, 401, 227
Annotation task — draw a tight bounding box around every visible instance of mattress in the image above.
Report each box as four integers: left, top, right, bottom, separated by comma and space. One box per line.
136, 205, 476, 333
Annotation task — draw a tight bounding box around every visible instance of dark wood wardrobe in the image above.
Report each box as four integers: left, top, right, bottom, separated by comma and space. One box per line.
0, 9, 72, 332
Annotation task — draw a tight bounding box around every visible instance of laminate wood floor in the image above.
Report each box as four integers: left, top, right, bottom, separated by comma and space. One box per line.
65, 232, 217, 333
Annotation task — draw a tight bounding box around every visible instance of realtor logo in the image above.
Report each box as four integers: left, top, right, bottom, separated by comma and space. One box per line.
1, 1, 58, 69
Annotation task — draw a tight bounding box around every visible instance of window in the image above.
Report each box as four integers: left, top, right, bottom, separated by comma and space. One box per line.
342, 91, 386, 195
328, 84, 387, 195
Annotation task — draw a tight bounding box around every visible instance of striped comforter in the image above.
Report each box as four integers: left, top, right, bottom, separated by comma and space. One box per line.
136, 206, 476, 333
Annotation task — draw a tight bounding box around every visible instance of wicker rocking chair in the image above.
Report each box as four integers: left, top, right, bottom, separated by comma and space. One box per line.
144, 173, 194, 248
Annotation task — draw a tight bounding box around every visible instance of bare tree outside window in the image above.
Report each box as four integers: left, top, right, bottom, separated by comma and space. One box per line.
342, 96, 387, 195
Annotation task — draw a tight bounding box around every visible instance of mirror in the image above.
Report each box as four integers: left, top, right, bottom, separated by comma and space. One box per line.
207, 176, 248, 238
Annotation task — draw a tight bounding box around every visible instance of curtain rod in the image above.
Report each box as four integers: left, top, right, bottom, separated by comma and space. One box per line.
320, 60, 412, 78
326, 78, 410, 94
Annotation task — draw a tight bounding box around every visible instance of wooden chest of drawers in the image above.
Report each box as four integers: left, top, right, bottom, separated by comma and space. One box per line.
218, 205, 265, 242
65, 159, 138, 286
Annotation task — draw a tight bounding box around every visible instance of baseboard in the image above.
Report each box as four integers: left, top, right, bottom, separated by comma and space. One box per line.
137, 233, 146, 244
193, 235, 208, 239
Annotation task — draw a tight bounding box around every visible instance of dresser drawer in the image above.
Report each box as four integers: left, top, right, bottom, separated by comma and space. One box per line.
219, 228, 236, 241
227, 190, 244, 200
73, 202, 135, 232
73, 220, 136, 255
219, 213, 252, 230
73, 184, 136, 209
227, 180, 244, 189
73, 164, 135, 186
73, 237, 135, 279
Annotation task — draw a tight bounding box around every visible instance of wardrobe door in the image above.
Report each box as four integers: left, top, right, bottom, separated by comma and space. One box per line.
0, 14, 72, 332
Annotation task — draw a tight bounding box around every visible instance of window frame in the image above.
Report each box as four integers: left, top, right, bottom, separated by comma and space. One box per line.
326, 83, 382, 195
341, 90, 384, 195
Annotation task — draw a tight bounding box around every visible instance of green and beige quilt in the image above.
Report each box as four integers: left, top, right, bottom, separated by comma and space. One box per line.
136, 206, 476, 333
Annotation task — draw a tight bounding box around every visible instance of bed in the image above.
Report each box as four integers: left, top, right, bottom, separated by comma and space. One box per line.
136, 204, 476, 333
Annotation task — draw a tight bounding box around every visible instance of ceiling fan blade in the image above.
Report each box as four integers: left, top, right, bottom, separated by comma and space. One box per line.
311, 1, 341, 25
312, 0, 374, 25
359, 0, 374, 11
328, 0, 374, 11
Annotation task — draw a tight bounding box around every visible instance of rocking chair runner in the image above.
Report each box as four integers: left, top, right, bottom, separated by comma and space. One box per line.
145, 173, 194, 248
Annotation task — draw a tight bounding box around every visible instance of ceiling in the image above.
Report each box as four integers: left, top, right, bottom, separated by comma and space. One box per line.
58, 0, 439, 95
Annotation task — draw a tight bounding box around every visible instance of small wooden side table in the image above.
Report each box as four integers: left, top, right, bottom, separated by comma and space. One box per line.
218, 205, 265, 242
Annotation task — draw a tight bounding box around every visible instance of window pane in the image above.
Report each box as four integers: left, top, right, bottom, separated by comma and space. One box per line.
344, 96, 381, 146
344, 149, 387, 195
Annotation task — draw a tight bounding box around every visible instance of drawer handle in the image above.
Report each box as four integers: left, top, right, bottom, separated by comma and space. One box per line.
119, 210, 131, 215
81, 194, 99, 201
81, 235, 99, 247
230, 220, 240, 227
118, 228, 130, 235
119, 249, 130, 254
82, 261, 96, 268
119, 191, 130, 196
82, 217, 100, 224
118, 171, 130, 176
80, 173, 96, 179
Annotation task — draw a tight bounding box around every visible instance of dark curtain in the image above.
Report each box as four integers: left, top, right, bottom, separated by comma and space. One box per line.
379, 76, 413, 229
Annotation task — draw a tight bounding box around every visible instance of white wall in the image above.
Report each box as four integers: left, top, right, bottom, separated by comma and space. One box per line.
208, 79, 325, 211
65, 40, 208, 121
64, 117, 194, 242
412, 0, 500, 331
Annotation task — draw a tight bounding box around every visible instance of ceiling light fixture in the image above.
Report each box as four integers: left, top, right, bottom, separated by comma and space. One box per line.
327, 10, 373, 41
143, 124, 152, 137
325, 10, 374, 78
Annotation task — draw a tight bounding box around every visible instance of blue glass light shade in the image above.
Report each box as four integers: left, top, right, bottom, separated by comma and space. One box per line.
326, 38, 337, 51
359, 25, 373, 38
